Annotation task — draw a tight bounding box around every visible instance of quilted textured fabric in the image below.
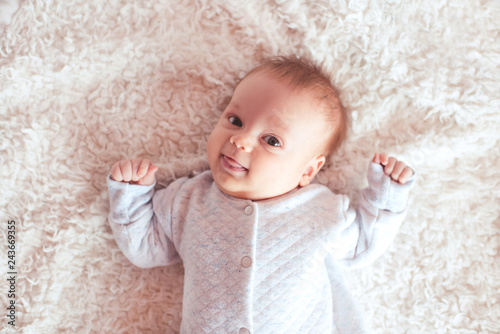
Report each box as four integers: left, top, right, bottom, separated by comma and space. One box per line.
108, 162, 414, 333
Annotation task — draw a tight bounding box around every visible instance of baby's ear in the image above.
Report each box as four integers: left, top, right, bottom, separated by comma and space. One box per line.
299, 155, 326, 187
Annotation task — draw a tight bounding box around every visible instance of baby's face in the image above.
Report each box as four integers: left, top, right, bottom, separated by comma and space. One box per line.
207, 72, 331, 200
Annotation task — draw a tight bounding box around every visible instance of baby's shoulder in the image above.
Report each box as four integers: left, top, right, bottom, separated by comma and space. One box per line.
163, 170, 212, 189
154, 170, 213, 202
293, 183, 348, 209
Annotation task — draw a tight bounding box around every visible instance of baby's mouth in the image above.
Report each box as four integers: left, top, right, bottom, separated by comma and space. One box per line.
222, 155, 248, 172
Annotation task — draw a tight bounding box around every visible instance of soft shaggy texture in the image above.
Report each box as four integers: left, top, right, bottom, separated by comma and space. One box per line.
0, 0, 498, 333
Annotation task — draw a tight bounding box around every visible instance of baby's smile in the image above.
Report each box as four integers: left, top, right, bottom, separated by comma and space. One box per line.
222, 154, 248, 173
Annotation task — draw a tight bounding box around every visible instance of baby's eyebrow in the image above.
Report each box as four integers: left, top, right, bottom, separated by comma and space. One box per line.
268, 114, 289, 132
226, 102, 240, 112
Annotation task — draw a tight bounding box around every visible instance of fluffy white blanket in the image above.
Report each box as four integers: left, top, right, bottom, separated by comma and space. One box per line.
1, 0, 499, 333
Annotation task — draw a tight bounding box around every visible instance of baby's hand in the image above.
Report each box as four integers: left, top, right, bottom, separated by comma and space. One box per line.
372, 153, 413, 185
110, 158, 158, 186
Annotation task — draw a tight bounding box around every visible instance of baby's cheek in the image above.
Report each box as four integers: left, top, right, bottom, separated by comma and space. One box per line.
206, 134, 219, 160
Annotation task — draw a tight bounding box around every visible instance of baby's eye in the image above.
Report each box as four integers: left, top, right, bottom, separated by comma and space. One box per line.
229, 116, 243, 127
263, 135, 281, 147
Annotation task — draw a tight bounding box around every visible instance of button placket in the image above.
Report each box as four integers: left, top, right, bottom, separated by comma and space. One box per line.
242, 204, 254, 269
238, 203, 254, 334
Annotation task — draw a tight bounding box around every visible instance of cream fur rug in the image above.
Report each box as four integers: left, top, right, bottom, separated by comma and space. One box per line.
1, 1, 499, 333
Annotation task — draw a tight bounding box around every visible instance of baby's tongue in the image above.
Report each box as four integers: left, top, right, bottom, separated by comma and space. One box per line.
226, 156, 247, 170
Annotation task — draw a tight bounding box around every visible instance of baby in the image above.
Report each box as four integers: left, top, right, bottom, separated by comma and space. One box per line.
108, 56, 414, 334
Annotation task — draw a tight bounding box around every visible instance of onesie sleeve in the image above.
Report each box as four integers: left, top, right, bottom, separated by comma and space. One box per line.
107, 176, 185, 268
335, 162, 415, 269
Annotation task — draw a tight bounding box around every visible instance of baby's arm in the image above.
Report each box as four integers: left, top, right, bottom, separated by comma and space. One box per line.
336, 153, 415, 268
108, 158, 180, 268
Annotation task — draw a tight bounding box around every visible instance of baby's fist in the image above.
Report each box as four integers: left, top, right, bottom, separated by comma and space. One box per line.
373, 153, 413, 185
111, 158, 158, 186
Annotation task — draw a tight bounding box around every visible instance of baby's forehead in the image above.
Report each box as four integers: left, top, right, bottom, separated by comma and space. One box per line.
233, 70, 331, 121
268, 98, 330, 134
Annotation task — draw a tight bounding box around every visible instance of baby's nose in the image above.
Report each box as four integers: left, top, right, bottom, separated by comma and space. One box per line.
230, 133, 254, 152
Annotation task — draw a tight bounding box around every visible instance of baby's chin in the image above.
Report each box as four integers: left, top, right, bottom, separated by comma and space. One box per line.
214, 178, 298, 201
212, 178, 255, 200
209, 160, 302, 200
